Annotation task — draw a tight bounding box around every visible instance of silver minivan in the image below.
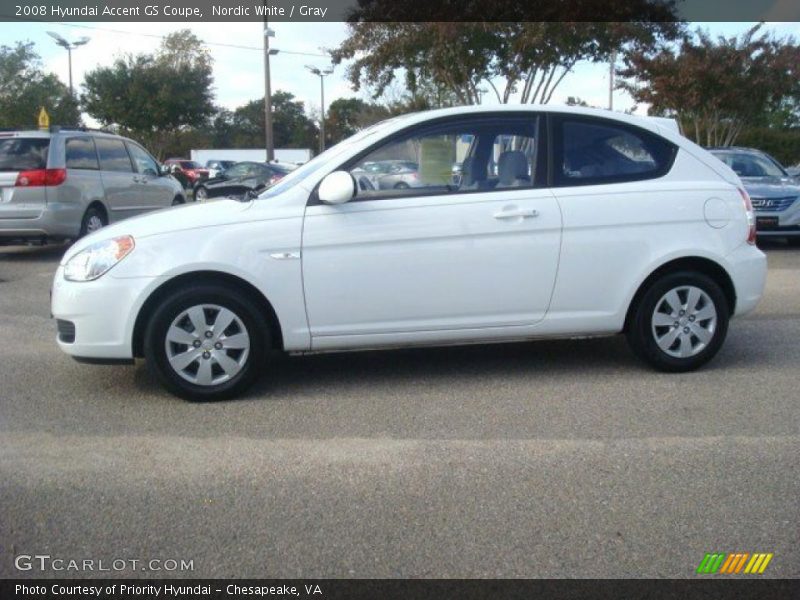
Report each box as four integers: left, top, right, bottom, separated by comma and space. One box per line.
0, 127, 186, 244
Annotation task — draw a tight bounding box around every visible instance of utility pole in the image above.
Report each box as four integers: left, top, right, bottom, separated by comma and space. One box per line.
263, 24, 275, 162
305, 65, 333, 153
609, 49, 616, 111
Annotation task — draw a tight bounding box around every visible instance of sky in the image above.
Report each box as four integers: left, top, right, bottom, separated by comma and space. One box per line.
2, 21, 799, 126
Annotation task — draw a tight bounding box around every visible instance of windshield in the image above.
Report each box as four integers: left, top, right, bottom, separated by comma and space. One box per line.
0, 138, 49, 171
256, 116, 405, 200
712, 151, 786, 178
180, 161, 202, 169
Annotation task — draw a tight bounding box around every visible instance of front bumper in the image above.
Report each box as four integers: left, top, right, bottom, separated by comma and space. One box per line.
51, 266, 158, 360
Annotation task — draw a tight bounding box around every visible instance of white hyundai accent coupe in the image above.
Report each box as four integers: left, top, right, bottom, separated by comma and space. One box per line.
52, 106, 767, 400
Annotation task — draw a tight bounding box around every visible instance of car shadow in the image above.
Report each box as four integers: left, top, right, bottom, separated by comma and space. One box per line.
0, 243, 71, 262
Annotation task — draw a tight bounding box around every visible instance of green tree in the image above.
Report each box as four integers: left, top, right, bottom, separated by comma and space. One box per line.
82, 30, 214, 158
332, 19, 682, 106
228, 91, 318, 149
618, 25, 800, 146
0, 42, 80, 128
325, 98, 389, 144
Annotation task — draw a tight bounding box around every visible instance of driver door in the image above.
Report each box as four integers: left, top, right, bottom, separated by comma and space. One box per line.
126, 142, 173, 210
301, 114, 562, 350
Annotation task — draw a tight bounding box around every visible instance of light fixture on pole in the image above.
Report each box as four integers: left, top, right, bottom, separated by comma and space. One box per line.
46, 32, 90, 96
263, 25, 276, 162
305, 65, 334, 153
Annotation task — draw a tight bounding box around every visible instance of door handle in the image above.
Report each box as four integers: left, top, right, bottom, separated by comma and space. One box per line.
493, 208, 539, 219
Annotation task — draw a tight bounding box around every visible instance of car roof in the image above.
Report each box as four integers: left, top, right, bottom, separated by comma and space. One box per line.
381, 104, 668, 136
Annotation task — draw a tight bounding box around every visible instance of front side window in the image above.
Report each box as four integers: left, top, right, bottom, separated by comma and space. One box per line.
95, 138, 133, 173
346, 116, 540, 200
65, 137, 99, 170
126, 143, 159, 177
224, 163, 253, 178
557, 118, 676, 185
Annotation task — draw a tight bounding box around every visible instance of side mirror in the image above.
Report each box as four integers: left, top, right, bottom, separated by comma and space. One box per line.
159, 164, 170, 176
318, 171, 356, 205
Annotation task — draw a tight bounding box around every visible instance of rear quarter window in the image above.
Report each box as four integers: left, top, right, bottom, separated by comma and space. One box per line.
65, 137, 99, 170
0, 138, 49, 171
555, 117, 677, 186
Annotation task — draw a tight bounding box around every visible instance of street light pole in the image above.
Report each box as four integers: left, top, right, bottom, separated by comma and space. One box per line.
305, 65, 333, 153
263, 25, 275, 162
46, 32, 90, 96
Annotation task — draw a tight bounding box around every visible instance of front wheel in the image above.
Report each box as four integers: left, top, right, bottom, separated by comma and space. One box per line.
144, 285, 270, 400
194, 186, 208, 202
626, 271, 729, 372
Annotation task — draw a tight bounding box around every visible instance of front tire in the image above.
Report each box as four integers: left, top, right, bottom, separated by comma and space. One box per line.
144, 284, 270, 401
626, 271, 729, 372
194, 186, 208, 202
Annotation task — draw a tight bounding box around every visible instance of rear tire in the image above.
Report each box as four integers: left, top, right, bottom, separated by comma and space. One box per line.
79, 206, 108, 238
171, 195, 184, 206
626, 271, 729, 372
144, 284, 270, 401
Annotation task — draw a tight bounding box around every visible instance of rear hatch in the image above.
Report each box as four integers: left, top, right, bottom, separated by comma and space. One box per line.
0, 134, 51, 219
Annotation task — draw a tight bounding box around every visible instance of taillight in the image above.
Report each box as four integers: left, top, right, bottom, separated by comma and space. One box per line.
738, 187, 756, 245
15, 168, 66, 187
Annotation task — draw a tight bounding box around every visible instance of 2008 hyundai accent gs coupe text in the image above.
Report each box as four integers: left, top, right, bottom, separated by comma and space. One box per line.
51, 106, 767, 401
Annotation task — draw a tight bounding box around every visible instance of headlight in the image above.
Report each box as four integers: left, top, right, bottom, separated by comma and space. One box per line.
64, 235, 135, 282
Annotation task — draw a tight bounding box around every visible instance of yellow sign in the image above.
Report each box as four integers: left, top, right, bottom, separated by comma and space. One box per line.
38, 107, 50, 130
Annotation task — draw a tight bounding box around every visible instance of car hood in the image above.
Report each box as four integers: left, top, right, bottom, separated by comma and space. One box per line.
61, 199, 252, 264
741, 177, 800, 198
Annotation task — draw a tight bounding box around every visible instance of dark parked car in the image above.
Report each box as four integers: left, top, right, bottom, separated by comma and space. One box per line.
164, 159, 209, 189
193, 161, 290, 201
709, 147, 800, 245
205, 159, 237, 179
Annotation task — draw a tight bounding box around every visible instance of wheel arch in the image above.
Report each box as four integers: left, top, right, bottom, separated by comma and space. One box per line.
624, 256, 736, 332
132, 270, 284, 358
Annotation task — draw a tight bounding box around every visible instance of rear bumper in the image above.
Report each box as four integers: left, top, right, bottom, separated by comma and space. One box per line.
726, 243, 767, 317
0, 202, 83, 241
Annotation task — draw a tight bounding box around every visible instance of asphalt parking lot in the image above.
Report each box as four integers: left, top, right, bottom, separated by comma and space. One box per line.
1, 241, 798, 579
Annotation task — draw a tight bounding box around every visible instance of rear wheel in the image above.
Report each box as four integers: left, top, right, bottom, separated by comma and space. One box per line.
171, 195, 184, 206
144, 284, 269, 401
626, 271, 729, 372
79, 206, 107, 238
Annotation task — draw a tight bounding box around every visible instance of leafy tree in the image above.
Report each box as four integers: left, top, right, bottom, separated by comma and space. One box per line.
325, 98, 389, 144
227, 91, 318, 149
618, 25, 800, 146
332, 18, 682, 106
0, 42, 80, 128
82, 30, 214, 158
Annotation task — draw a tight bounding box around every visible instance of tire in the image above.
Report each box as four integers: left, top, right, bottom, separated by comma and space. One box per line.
394, 182, 410, 189
194, 186, 208, 202
171, 195, 184, 206
626, 271, 729, 372
786, 237, 800, 247
144, 284, 270, 401
79, 205, 108, 238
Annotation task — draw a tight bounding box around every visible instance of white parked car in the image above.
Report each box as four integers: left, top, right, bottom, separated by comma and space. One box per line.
52, 106, 767, 401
